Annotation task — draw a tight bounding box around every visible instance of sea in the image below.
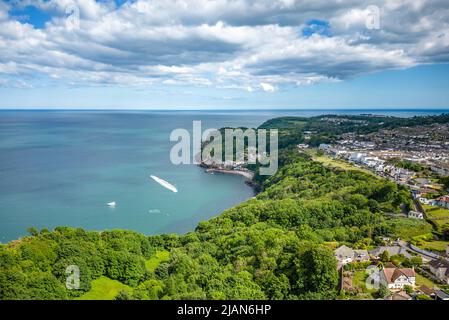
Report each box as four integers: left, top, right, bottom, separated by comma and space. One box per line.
0, 109, 447, 242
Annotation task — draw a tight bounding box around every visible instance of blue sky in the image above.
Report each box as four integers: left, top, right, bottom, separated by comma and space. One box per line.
1, 0, 449, 109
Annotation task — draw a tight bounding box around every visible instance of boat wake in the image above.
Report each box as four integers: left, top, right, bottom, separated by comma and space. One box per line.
150, 175, 178, 193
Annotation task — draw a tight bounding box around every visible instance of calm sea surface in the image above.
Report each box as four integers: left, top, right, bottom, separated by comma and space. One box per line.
0, 109, 447, 242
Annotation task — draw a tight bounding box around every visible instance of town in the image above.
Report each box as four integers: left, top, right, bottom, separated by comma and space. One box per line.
300, 120, 449, 300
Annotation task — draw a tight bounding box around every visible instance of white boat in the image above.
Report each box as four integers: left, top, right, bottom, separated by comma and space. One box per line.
107, 201, 116, 207
150, 175, 178, 193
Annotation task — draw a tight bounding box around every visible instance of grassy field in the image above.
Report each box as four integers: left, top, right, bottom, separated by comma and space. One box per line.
76, 251, 169, 300
352, 270, 377, 295
309, 152, 377, 177
418, 240, 449, 252
424, 204, 449, 219
387, 217, 433, 240
411, 232, 448, 253
145, 250, 170, 272
76, 276, 132, 300
423, 204, 449, 232
416, 273, 439, 289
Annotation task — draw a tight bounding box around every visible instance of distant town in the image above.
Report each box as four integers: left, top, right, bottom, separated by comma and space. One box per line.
308, 119, 449, 300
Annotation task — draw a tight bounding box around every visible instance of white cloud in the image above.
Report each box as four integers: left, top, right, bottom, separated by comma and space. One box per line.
0, 0, 448, 91
260, 82, 275, 92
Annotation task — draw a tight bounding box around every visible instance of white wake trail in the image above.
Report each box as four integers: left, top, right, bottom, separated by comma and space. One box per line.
150, 175, 178, 193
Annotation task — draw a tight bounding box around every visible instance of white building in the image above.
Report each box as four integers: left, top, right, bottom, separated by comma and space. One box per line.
349, 152, 365, 163
318, 143, 331, 151
419, 197, 437, 205
381, 267, 416, 290
334, 245, 370, 266
408, 211, 424, 219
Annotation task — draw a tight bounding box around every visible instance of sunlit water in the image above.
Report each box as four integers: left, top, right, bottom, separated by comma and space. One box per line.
0, 109, 447, 242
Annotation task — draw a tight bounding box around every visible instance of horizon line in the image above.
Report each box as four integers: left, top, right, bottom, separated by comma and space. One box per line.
1, 107, 449, 112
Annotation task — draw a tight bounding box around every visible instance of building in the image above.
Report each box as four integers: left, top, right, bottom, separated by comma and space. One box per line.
428, 259, 449, 284
380, 267, 416, 289
419, 197, 437, 205
318, 143, 331, 151
369, 246, 412, 259
418, 285, 435, 298
435, 195, 449, 209
408, 210, 424, 219
349, 152, 365, 163
334, 245, 370, 266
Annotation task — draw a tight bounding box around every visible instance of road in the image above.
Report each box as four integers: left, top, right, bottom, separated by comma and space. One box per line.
397, 240, 440, 262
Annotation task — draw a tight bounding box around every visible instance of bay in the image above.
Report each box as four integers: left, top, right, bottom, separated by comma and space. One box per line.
0, 109, 447, 242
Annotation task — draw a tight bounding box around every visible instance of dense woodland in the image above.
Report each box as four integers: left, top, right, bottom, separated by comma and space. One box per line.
0, 114, 442, 300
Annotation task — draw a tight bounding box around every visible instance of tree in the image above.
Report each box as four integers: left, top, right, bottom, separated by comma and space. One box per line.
104, 251, 146, 286
404, 285, 413, 294
26, 227, 39, 237
440, 176, 449, 190
115, 289, 132, 300
378, 283, 390, 298
380, 250, 390, 263
295, 246, 338, 296
442, 227, 449, 241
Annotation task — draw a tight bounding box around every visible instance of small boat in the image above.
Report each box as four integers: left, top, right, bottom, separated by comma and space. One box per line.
107, 201, 116, 207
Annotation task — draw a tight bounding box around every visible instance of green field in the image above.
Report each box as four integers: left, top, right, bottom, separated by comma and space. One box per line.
145, 250, 170, 272
411, 232, 449, 253
418, 240, 449, 252
352, 270, 377, 294
387, 217, 433, 240
424, 204, 449, 219
423, 204, 449, 232
77, 276, 132, 300
310, 153, 376, 176
416, 274, 439, 289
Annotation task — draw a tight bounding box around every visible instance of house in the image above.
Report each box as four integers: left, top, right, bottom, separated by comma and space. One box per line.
334, 245, 355, 265
418, 285, 435, 298
318, 143, 331, 151
349, 152, 365, 163
353, 249, 370, 262
428, 259, 449, 284
369, 246, 412, 259
380, 267, 416, 289
408, 210, 424, 219
435, 195, 449, 209
334, 245, 370, 266
419, 197, 436, 205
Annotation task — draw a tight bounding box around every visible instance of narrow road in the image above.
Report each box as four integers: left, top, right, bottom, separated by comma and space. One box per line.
397, 240, 438, 262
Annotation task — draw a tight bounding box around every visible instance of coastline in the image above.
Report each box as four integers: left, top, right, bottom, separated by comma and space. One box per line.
204, 167, 255, 181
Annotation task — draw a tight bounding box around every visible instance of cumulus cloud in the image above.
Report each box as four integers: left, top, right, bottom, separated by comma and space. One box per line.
260, 82, 275, 92
0, 0, 448, 91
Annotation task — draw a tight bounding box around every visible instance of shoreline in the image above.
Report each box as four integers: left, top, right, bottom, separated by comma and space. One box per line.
205, 167, 255, 181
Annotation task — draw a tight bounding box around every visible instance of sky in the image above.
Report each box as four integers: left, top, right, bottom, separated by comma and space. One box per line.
0, 0, 449, 110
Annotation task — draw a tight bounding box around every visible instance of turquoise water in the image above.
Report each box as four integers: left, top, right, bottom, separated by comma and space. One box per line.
0, 109, 447, 242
